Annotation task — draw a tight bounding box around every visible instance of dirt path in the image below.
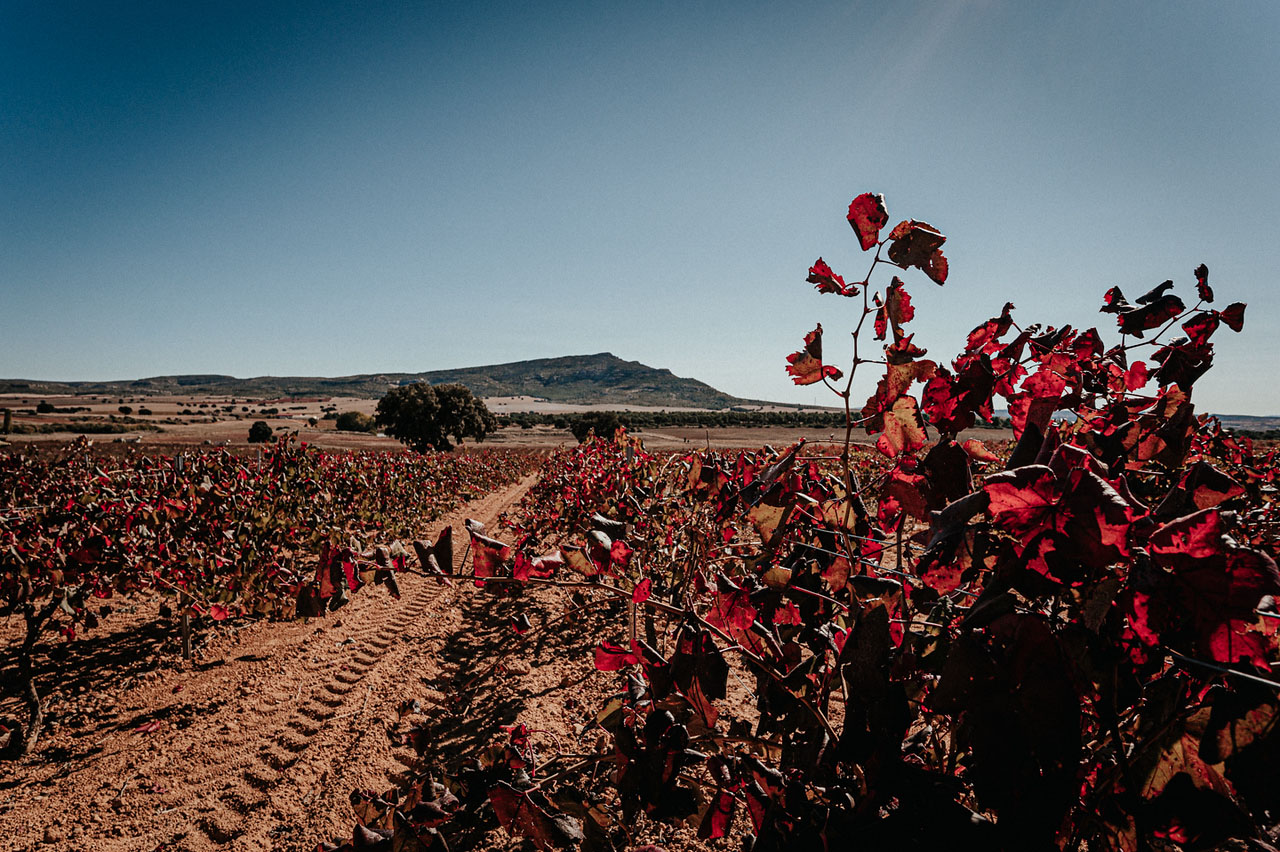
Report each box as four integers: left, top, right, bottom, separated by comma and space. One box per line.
0, 475, 554, 852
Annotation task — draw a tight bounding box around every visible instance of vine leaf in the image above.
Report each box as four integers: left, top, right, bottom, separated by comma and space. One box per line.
886, 220, 948, 284
847, 192, 889, 251
808, 258, 858, 297
468, 530, 512, 587
876, 395, 928, 458
1133, 509, 1280, 668
786, 324, 843, 385
488, 782, 584, 850
1101, 284, 1185, 337
983, 454, 1133, 585
670, 625, 728, 726
594, 640, 643, 671
1220, 302, 1246, 332
873, 277, 915, 341
1195, 263, 1213, 303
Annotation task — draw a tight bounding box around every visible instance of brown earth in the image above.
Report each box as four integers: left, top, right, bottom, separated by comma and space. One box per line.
0, 475, 654, 852
0, 391, 1013, 453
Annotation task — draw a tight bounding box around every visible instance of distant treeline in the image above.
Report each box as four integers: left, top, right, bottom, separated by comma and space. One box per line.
1233, 429, 1280, 440
5, 421, 163, 435
499, 410, 1013, 432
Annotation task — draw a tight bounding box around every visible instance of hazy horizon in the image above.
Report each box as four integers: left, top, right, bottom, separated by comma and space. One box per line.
4, 2, 1279, 414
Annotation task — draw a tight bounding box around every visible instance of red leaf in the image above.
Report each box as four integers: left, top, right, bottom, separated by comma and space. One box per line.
593, 640, 641, 671
1181, 311, 1219, 346
846, 192, 888, 251
984, 457, 1133, 585
513, 549, 563, 581
808, 257, 857, 297
671, 626, 728, 727
921, 355, 994, 435
922, 247, 948, 285
886, 220, 947, 284
1195, 263, 1213, 303
632, 577, 652, 603
341, 559, 359, 592
209, 604, 229, 621
1101, 286, 1131, 313
698, 789, 737, 840
1179, 462, 1246, 511
786, 324, 843, 386
706, 586, 761, 654
875, 395, 928, 458
822, 556, 852, 593
961, 438, 1001, 464
1125, 360, 1151, 391
610, 539, 633, 568
470, 531, 512, 587
1220, 302, 1246, 332
1113, 293, 1185, 337
772, 600, 803, 626
1141, 509, 1280, 667
488, 782, 583, 850
133, 720, 163, 734
985, 465, 1058, 535
966, 302, 1016, 354
873, 277, 915, 342
316, 543, 337, 599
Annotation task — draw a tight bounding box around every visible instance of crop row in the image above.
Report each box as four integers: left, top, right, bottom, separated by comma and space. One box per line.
0, 438, 542, 755
324, 194, 1280, 852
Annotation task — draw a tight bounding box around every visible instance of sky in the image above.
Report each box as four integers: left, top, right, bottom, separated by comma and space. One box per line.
3, 1, 1279, 415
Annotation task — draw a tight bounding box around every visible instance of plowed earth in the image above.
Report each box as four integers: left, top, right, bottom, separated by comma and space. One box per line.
0, 475, 657, 852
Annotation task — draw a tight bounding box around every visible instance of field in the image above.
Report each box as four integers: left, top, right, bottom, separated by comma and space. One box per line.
0, 391, 1010, 455
5, 196, 1279, 852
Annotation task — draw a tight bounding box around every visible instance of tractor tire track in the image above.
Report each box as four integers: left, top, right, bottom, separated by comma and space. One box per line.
0, 474, 538, 852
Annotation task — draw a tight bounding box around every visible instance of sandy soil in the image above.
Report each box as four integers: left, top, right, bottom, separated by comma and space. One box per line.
0, 421, 1018, 851
0, 474, 638, 852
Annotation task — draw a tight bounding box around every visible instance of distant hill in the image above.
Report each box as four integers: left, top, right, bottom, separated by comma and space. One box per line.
1213, 414, 1280, 434
0, 353, 772, 410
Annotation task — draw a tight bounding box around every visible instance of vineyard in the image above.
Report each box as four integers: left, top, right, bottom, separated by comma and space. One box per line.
0, 441, 541, 756
3, 192, 1280, 852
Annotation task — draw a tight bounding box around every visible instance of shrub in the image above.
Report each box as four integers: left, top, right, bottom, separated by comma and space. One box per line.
335, 411, 376, 433
247, 421, 272, 443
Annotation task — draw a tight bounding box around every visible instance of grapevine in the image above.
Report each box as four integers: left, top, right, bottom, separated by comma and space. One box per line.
323, 193, 1280, 852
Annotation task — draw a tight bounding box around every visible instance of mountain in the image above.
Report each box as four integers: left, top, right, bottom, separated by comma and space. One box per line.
0, 353, 770, 410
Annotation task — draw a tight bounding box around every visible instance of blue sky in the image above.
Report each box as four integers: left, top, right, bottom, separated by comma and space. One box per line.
3, 1, 1278, 414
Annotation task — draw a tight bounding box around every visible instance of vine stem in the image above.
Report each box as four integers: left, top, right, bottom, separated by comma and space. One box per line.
429, 567, 841, 740
455, 596, 616, 691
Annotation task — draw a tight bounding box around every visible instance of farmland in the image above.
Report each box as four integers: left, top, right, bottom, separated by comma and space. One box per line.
3, 192, 1279, 852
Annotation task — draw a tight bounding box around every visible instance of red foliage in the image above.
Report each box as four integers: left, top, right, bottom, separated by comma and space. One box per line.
317, 192, 1279, 852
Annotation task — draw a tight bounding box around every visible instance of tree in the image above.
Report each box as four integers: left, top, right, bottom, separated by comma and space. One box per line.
375, 383, 497, 452
568, 411, 624, 443
335, 411, 376, 433
248, 421, 272, 443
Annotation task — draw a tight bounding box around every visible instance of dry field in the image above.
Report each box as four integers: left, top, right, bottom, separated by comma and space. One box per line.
0, 394, 1015, 850
0, 392, 1009, 453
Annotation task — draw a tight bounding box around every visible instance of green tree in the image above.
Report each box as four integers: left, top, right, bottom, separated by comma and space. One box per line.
247, 420, 273, 443
568, 411, 624, 443
375, 383, 497, 452
334, 411, 376, 433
